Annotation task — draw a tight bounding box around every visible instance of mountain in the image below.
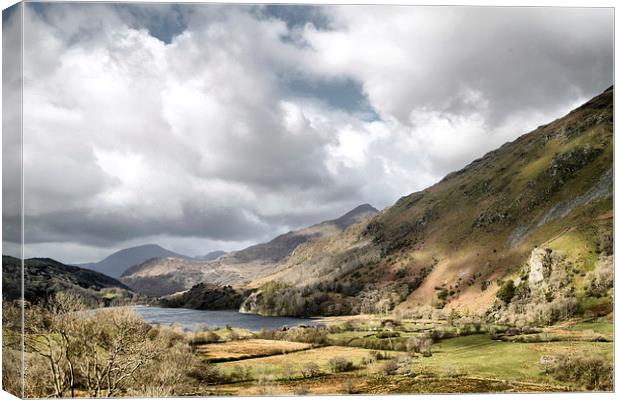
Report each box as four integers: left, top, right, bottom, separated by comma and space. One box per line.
120, 257, 230, 297
79, 244, 190, 278
219, 203, 378, 266
197, 250, 227, 261
2, 255, 135, 306
240, 86, 613, 319
120, 204, 379, 296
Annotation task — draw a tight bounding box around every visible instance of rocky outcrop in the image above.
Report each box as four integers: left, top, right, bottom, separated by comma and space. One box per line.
528, 248, 553, 285
488, 247, 578, 325
239, 291, 262, 314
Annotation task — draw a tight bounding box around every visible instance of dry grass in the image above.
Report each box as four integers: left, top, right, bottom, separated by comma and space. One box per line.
206, 374, 564, 396
217, 345, 401, 379
196, 339, 312, 361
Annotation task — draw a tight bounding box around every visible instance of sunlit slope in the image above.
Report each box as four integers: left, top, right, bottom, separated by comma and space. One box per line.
245, 87, 613, 316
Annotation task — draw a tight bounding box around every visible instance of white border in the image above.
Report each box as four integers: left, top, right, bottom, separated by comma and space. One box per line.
0, 1, 616, 400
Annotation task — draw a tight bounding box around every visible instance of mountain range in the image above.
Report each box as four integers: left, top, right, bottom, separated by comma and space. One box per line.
119, 204, 379, 296
78, 244, 191, 278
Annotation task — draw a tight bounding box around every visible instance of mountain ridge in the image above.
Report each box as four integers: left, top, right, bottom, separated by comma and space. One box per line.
79, 244, 191, 278
120, 203, 379, 296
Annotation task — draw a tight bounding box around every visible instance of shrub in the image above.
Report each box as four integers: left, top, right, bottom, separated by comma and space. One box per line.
229, 365, 253, 381
188, 364, 227, 384
328, 357, 355, 373
543, 353, 612, 391
376, 331, 400, 338
189, 330, 220, 347
283, 327, 329, 345
584, 257, 613, 298
369, 350, 389, 361
406, 334, 433, 357
300, 362, 321, 378
380, 359, 399, 376
497, 280, 516, 303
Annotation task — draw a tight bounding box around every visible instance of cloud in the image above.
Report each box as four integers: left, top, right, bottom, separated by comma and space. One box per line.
6, 4, 612, 263
2, 3, 23, 249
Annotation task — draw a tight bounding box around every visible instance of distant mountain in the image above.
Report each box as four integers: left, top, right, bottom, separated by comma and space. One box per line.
79, 244, 190, 278
120, 204, 379, 296
332, 204, 379, 229
2, 255, 134, 305
196, 250, 227, 261
224, 203, 379, 265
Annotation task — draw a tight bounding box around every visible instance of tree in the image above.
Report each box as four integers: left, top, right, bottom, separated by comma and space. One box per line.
24, 291, 85, 397
75, 308, 160, 397
406, 334, 433, 357
497, 280, 516, 303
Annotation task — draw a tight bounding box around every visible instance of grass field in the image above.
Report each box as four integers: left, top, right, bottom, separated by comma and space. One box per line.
196, 339, 313, 361
217, 345, 399, 379
199, 319, 613, 395
418, 334, 612, 386
565, 319, 614, 335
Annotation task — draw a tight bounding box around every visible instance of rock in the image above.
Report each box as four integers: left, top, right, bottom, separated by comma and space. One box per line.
528, 248, 553, 285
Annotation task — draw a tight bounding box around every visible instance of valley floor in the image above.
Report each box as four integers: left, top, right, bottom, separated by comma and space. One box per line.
189, 316, 613, 395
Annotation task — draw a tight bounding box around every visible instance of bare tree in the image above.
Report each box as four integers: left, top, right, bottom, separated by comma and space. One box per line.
76, 308, 160, 397
24, 292, 85, 397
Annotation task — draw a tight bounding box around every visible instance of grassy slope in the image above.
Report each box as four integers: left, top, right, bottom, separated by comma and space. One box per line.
2, 255, 134, 304
372, 88, 612, 312
422, 334, 612, 383
248, 87, 613, 315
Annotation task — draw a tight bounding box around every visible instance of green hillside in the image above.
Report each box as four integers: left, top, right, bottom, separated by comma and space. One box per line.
242, 87, 613, 322
2, 255, 137, 306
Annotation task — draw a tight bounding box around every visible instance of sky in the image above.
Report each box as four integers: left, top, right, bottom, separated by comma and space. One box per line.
2, 3, 613, 263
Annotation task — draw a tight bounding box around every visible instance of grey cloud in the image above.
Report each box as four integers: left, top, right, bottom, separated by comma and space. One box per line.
3, 3, 23, 254
23, 203, 272, 247
7, 4, 613, 263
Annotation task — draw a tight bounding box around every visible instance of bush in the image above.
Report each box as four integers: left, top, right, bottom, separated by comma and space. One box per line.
189, 330, 220, 347
584, 257, 613, 298
328, 357, 355, 373
188, 364, 228, 384
543, 353, 612, 391
300, 362, 321, 378
376, 331, 400, 338
229, 365, 253, 381
497, 280, 516, 303
406, 334, 433, 357
380, 359, 399, 376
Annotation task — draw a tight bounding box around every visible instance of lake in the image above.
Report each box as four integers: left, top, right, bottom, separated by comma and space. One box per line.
132, 306, 320, 331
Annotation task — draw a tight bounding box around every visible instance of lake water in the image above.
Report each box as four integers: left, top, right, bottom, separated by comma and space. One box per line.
132, 306, 320, 331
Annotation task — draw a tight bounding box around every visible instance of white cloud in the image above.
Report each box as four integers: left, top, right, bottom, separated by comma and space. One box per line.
11, 4, 613, 262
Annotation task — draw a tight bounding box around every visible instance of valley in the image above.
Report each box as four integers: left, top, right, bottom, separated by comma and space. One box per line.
3, 87, 614, 396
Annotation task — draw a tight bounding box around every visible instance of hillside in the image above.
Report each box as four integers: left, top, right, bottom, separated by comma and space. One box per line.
79, 244, 190, 278
197, 250, 227, 261
2, 255, 136, 306
241, 87, 613, 319
159, 283, 245, 310
120, 204, 378, 296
